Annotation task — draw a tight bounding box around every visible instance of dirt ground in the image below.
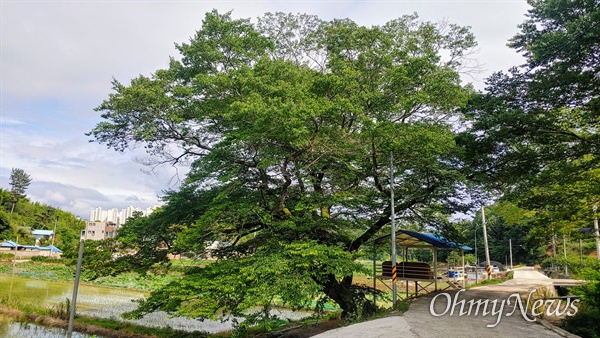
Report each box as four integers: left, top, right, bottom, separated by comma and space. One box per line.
251, 319, 344, 338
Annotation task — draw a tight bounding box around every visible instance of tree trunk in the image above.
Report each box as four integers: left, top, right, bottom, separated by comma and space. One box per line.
321, 274, 377, 319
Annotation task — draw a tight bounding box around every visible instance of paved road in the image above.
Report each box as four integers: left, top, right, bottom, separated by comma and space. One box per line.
312, 268, 574, 337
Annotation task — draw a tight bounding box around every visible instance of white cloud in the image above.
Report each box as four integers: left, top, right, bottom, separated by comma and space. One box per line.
44, 190, 66, 204
0, 117, 25, 125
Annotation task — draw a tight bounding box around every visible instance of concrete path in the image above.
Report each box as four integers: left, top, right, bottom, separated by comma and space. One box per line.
312, 267, 574, 338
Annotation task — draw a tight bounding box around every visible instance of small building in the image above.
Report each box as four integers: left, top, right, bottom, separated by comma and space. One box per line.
83, 221, 119, 240
0, 240, 62, 258
32, 229, 54, 240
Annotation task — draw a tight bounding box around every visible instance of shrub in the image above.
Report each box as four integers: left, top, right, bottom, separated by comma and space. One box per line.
30, 256, 63, 263
0, 253, 14, 261
542, 256, 600, 277
563, 268, 600, 338
563, 307, 600, 338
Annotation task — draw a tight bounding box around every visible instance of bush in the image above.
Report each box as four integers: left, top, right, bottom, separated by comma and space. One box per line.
30, 256, 63, 263
563, 306, 600, 338
542, 255, 600, 277
0, 253, 14, 261
562, 268, 600, 338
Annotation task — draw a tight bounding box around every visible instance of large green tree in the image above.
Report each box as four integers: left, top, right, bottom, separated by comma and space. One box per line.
461, 0, 600, 222
90, 11, 477, 319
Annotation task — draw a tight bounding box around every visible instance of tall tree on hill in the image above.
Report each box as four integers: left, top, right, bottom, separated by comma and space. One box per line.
9, 168, 32, 215
89, 11, 478, 319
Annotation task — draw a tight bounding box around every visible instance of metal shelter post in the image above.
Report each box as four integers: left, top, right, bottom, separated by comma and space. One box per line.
461, 249, 466, 288
509, 238, 513, 270
390, 153, 397, 305
373, 243, 377, 308
433, 247, 438, 291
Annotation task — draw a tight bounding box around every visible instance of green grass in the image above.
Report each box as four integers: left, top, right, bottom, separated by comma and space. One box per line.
0, 261, 177, 291
0, 253, 14, 262
466, 270, 513, 289
75, 316, 220, 338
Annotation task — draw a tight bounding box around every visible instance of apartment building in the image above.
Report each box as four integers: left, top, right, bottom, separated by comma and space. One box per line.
83, 221, 118, 241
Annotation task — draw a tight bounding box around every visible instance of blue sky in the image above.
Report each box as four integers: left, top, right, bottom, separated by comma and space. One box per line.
1, 0, 530, 219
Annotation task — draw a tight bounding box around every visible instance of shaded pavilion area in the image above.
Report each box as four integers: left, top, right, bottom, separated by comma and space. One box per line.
371, 229, 472, 302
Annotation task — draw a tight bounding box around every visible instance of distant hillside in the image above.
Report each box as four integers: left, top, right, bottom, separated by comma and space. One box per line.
0, 188, 84, 250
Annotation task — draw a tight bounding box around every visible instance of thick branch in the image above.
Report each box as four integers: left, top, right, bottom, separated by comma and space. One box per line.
347, 184, 439, 252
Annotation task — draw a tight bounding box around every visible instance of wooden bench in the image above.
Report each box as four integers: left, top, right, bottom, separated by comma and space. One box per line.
382, 261, 433, 279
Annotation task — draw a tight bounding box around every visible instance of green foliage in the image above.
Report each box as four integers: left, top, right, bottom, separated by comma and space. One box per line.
48, 298, 70, 320
544, 254, 600, 277
0, 188, 85, 250
394, 299, 410, 312
8, 168, 32, 214
0, 260, 175, 291
563, 307, 600, 338
0, 253, 14, 262
576, 268, 600, 309
0, 210, 11, 239
29, 256, 62, 264
124, 241, 365, 320
563, 268, 600, 338
453, 202, 540, 265
460, 0, 600, 253
0, 261, 74, 280
88, 10, 478, 320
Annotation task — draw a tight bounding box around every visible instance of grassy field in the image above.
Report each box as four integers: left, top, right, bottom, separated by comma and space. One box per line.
0, 259, 217, 291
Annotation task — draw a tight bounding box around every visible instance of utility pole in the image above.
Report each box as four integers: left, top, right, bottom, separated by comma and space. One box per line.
66, 232, 85, 338
475, 224, 478, 284
50, 218, 57, 257
481, 206, 491, 279
12, 236, 18, 275
594, 205, 600, 261
390, 152, 397, 306
509, 238, 513, 270
552, 233, 557, 271
563, 234, 568, 275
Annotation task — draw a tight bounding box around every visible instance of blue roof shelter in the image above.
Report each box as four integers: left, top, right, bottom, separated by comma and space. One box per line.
1, 240, 62, 254
32, 230, 54, 239
373, 229, 472, 251
371, 229, 472, 303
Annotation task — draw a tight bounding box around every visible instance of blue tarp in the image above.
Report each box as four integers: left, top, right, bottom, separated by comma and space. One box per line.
374, 229, 472, 251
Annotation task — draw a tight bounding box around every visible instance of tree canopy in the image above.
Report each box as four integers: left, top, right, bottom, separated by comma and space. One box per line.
90, 10, 478, 319
461, 0, 600, 224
